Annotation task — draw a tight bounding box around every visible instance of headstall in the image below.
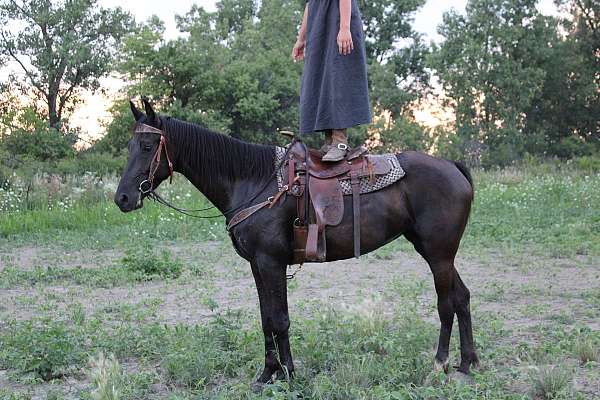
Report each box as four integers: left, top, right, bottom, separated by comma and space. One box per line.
134, 122, 174, 194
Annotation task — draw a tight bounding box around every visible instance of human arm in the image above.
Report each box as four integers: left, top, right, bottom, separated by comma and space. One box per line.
337, 0, 353, 55
292, 4, 309, 62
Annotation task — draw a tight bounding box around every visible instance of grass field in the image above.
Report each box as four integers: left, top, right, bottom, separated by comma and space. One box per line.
0, 160, 599, 399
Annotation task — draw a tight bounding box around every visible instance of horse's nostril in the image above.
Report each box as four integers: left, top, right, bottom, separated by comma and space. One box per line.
119, 193, 129, 204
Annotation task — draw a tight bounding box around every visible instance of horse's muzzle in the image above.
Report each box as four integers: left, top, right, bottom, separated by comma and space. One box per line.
114, 191, 143, 212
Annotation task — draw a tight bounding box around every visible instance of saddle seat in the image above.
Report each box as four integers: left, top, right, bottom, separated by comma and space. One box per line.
285, 140, 402, 264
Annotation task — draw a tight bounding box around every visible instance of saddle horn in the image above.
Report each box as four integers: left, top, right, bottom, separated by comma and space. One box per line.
279, 130, 296, 139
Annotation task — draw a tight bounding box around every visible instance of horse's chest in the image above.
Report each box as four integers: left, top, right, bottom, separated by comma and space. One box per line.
228, 230, 253, 261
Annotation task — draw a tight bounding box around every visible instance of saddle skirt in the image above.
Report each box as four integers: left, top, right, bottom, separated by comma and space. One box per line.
275, 146, 405, 195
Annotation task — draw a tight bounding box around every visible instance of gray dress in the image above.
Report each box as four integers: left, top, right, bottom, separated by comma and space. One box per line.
299, 0, 372, 134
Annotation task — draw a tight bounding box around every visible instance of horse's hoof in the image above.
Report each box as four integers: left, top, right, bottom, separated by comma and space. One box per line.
447, 371, 475, 385
433, 358, 449, 374
251, 381, 267, 394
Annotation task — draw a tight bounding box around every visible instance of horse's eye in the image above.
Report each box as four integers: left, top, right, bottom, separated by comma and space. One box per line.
142, 144, 153, 152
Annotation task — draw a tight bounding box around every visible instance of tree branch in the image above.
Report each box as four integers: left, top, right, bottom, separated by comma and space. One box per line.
57, 70, 81, 119
575, 0, 598, 33
1, 32, 47, 97
7, 0, 36, 25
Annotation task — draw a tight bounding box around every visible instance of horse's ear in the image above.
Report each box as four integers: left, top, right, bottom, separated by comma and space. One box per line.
130, 100, 143, 121
143, 98, 157, 123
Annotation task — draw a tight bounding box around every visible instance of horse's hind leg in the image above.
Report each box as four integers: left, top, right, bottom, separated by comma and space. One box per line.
428, 259, 455, 373
406, 232, 478, 374
428, 258, 477, 374
452, 269, 478, 373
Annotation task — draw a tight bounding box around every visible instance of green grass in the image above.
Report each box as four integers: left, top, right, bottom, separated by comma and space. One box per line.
1, 161, 599, 257
3, 305, 594, 399
0, 307, 497, 398
0, 248, 194, 288
466, 165, 600, 256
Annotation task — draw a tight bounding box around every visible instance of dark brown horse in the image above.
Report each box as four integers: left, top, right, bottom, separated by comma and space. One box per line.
115, 100, 478, 389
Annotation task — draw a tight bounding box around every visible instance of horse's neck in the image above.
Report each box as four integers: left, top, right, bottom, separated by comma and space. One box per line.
174, 150, 234, 214
171, 130, 271, 215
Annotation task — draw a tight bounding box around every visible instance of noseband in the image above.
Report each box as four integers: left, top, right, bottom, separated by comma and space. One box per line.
134, 123, 174, 194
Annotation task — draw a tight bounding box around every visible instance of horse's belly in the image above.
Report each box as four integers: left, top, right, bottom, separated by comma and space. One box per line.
322, 185, 410, 261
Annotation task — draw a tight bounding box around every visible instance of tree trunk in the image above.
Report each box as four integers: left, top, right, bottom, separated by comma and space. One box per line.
47, 93, 60, 130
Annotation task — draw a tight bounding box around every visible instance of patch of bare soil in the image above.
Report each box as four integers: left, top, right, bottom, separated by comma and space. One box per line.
0, 246, 124, 271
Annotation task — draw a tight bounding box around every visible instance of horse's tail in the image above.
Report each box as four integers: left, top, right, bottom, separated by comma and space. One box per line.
453, 161, 473, 190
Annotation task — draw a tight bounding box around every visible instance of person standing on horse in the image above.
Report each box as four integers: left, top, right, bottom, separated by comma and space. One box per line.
292, 0, 372, 162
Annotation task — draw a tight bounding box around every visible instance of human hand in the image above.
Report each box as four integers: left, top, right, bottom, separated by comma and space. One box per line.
292, 39, 306, 62
337, 28, 353, 55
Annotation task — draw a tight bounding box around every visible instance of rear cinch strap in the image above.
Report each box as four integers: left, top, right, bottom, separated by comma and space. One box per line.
350, 171, 361, 258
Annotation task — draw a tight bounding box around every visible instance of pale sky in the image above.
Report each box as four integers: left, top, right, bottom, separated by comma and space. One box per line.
101, 0, 559, 42
105, 0, 466, 42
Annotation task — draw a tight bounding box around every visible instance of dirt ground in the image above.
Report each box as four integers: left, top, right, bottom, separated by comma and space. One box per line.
0, 242, 599, 398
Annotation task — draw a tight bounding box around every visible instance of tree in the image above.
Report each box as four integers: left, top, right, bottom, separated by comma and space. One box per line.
359, 0, 430, 120
429, 0, 560, 164
531, 0, 600, 151
0, 0, 133, 130
118, 0, 304, 144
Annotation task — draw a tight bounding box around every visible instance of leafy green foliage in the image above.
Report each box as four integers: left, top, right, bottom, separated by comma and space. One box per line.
360, 0, 430, 120
161, 315, 259, 389
121, 246, 183, 280
109, 0, 430, 151
0, 319, 85, 381
1, 127, 75, 162
0, 105, 76, 162
375, 116, 432, 152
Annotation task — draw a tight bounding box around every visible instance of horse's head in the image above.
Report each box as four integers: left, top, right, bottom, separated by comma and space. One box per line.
114, 99, 173, 212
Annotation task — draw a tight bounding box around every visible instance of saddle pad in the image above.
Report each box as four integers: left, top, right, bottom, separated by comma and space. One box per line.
275, 147, 406, 195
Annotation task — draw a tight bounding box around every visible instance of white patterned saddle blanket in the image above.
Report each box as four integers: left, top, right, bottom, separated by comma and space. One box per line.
275, 146, 405, 195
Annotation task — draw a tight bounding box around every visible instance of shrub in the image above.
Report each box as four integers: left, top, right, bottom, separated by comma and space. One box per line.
0, 319, 85, 380
55, 152, 126, 177
121, 246, 183, 280
1, 128, 76, 162
375, 116, 432, 154
575, 155, 600, 173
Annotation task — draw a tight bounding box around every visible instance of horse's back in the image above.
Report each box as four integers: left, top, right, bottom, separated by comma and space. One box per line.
397, 151, 473, 204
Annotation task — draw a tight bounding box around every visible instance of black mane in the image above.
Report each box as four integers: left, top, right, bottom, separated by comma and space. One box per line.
162, 116, 276, 184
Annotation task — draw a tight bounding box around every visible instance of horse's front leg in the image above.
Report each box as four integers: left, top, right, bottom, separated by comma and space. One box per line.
250, 254, 294, 390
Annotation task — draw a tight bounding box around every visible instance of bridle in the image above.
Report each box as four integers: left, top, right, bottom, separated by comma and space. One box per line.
134, 122, 174, 195
133, 122, 221, 218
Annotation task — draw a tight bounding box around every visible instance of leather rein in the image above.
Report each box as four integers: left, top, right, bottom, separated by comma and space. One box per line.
133, 122, 290, 224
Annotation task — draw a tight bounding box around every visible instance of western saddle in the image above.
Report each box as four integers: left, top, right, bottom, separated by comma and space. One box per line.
284, 140, 395, 264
